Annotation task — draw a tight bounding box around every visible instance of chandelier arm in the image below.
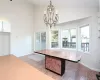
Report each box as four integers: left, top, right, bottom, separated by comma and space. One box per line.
47, 8, 50, 24
55, 14, 59, 23
56, 14, 59, 21
52, 9, 55, 24
44, 14, 47, 25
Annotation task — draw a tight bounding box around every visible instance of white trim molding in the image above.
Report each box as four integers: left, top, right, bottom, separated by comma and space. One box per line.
80, 62, 100, 72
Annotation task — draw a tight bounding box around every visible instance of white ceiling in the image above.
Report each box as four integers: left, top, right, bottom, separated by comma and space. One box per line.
27, 0, 98, 8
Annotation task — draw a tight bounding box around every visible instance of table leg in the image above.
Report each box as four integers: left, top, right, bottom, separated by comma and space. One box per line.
45, 55, 65, 76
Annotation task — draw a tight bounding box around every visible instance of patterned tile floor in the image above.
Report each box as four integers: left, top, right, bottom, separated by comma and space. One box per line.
20, 54, 98, 80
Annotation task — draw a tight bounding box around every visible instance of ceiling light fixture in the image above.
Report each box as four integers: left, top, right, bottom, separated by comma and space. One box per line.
43, 0, 59, 28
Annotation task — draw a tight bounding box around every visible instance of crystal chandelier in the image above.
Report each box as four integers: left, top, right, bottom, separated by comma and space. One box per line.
43, 0, 59, 28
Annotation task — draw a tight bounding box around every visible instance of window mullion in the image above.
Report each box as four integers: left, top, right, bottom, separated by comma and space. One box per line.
69, 29, 71, 48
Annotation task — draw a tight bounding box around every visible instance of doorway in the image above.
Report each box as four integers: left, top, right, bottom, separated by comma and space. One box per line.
0, 20, 11, 56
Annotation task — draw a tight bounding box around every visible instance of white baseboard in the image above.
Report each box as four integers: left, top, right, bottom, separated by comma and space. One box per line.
80, 62, 100, 72
17, 52, 34, 57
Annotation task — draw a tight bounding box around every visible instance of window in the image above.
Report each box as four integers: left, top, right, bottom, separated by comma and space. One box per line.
50, 30, 59, 48
80, 25, 89, 52
0, 21, 11, 32
41, 32, 46, 50
35, 32, 46, 51
49, 26, 90, 53
3, 21, 11, 32
70, 29, 76, 48
61, 29, 76, 49
0, 21, 2, 31
62, 30, 70, 48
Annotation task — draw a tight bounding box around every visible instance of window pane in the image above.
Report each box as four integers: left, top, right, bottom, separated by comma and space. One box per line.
62, 30, 70, 48
0, 21, 2, 31
70, 29, 76, 48
3, 21, 11, 32
35, 32, 41, 51
51, 30, 59, 48
81, 26, 89, 52
62, 29, 76, 49
41, 32, 46, 50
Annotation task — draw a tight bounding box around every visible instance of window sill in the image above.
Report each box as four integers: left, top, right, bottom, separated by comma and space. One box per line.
49, 48, 90, 55
78, 50, 90, 55
61, 48, 76, 51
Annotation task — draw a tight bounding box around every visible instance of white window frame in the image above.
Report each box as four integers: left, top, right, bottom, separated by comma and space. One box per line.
49, 29, 61, 49
0, 21, 11, 32
61, 28, 77, 50
0, 21, 3, 32
48, 25, 90, 54
78, 24, 90, 53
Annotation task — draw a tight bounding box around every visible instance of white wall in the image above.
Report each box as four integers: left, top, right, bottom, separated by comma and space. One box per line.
58, 16, 100, 71
58, 16, 100, 72
79, 16, 100, 71
0, 0, 35, 57
58, 7, 98, 23
99, 0, 100, 11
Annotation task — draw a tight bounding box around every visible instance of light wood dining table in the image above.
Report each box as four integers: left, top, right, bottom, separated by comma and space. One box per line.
0, 55, 54, 80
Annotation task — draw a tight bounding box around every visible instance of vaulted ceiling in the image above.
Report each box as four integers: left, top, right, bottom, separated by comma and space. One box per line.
26, 0, 99, 23
27, 0, 99, 8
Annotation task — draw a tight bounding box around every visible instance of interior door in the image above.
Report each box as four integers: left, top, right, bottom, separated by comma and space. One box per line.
0, 32, 10, 56
0, 33, 3, 56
